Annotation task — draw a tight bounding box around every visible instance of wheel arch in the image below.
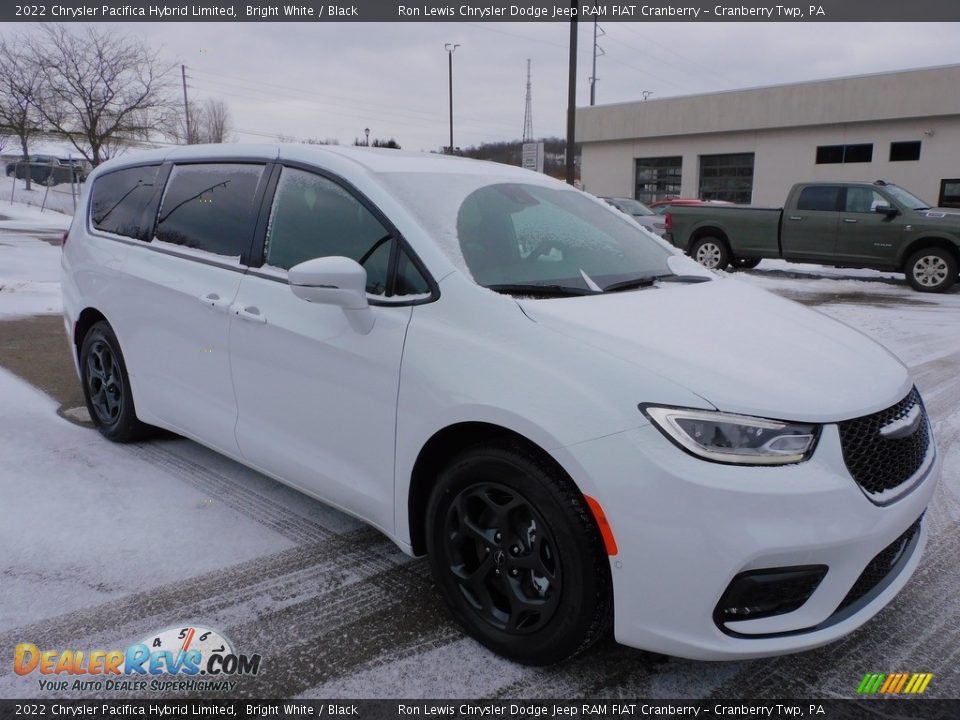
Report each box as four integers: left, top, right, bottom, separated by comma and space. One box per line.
73, 307, 110, 362
406, 421, 587, 556
688, 225, 730, 253
898, 237, 960, 270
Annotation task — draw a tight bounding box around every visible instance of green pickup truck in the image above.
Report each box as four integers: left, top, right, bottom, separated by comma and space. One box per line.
664, 180, 960, 292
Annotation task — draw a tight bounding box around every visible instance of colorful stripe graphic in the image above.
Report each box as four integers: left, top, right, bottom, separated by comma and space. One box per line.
857, 673, 933, 694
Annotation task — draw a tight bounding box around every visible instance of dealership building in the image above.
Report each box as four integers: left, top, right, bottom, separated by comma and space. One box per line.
577, 64, 960, 209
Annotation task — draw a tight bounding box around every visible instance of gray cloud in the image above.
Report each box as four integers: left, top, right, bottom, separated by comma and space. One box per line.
4, 22, 959, 151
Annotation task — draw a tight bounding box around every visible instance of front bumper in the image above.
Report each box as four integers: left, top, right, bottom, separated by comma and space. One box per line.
555, 420, 939, 660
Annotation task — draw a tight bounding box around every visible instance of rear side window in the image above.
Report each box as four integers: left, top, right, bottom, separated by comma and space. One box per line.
156, 163, 264, 258
796, 186, 840, 212
90, 165, 162, 241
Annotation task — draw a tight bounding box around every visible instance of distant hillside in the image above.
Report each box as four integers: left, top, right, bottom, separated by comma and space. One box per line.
458, 137, 580, 180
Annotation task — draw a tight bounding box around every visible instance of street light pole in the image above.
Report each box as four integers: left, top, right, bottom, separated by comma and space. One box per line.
364, 127, 370, 146
445, 43, 460, 154
565, 2, 578, 185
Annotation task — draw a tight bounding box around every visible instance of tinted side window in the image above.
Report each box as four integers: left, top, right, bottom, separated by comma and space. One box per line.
156, 163, 264, 258
396, 249, 430, 296
797, 186, 840, 212
91, 165, 162, 241
844, 188, 887, 214
264, 168, 391, 295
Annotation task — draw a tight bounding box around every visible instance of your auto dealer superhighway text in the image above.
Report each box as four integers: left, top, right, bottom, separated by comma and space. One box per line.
396, 705, 820, 717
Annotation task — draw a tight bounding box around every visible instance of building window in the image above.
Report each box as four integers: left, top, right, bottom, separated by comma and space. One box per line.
890, 141, 921, 162
939, 179, 960, 209
815, 144, 873, 164
634, 156, 682, 205
698, 153, 754, 204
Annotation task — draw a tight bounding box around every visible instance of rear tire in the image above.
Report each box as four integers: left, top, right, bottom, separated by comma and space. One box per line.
426, 443, 612, 665
79, 321, 149, 442
905, 247, 957, 293
690, 236, 731, 270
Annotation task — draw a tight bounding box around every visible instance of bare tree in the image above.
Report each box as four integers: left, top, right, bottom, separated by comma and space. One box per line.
30, 24, 174, 166
163, 97, 232, 145
0, 37, 43, 189
200, 99, 232, 144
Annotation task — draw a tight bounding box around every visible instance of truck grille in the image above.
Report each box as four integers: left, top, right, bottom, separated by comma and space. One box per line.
836, 516, 922, 613
837, 387, 930, 499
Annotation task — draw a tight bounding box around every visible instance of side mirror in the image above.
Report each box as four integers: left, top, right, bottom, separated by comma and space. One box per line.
289, 256, 369, 309
874, 204, 898, 217
289, 256, 374, 333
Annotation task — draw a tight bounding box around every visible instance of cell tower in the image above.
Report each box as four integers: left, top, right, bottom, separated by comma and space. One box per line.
522, 59, 533, 142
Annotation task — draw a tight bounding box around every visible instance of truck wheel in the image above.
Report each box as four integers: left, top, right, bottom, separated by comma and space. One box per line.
905, 248, 957, 293
691, 237, 731, 270
426, 443, 612, 665
731, 258, 761, 270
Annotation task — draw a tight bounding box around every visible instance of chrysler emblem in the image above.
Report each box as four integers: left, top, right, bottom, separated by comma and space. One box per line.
879, 404, 923, 440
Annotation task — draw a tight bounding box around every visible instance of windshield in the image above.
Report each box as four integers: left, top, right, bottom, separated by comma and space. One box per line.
380, 173, 674, 293
612, 198, 655, 216
885, 184, 930, 210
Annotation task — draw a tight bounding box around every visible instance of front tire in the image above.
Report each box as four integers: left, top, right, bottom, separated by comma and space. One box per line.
426, 443, 612, 665
79, 322, 149, 442
690, 236, 731, 270
905, 247, 957, 293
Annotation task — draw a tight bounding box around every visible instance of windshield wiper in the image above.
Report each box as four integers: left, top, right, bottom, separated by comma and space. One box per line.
486, 283, 598, 297
602, 274, 710, 293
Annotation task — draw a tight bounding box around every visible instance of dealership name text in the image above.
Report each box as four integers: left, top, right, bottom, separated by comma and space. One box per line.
393, 705, 825, 718
395, 4, 826, 18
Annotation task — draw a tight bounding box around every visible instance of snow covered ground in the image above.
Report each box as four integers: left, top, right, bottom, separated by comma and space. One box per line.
0, 209, 958, 699
1, 174, 82, 217
0, 203, 71, 318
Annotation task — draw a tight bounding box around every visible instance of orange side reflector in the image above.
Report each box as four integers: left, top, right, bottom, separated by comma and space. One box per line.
584, 494, 619, 556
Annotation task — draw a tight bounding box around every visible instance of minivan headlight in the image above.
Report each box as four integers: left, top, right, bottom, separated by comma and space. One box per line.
641, 405, 820, 465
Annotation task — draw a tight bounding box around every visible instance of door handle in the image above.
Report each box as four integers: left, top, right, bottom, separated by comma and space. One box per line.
788, 216, 803, 221
843, 218, 858, 223
199, 292, 231, 313
233, 304, 267, 324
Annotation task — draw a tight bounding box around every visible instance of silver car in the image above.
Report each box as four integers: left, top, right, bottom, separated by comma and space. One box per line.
602, 197, 667, 236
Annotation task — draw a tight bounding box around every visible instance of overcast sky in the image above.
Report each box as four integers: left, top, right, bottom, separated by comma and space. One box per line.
6, 22, 960, 152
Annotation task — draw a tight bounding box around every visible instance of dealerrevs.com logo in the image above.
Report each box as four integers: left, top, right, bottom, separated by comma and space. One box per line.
14, 625, 261, 694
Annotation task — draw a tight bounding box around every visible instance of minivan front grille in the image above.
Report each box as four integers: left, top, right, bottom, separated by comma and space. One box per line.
837, 387, 930, 499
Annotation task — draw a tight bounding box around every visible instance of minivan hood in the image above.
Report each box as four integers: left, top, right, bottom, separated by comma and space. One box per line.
520, 278, 911, 423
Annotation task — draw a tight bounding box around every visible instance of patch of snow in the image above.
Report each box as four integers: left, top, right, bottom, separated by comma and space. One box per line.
1, 175, 80, 218
0, 365, 293, 632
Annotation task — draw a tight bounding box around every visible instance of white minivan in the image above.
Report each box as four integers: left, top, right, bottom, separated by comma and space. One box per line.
62, 145, 940, 665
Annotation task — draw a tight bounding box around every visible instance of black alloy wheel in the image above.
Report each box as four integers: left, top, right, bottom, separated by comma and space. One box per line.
426, 444, 612, 665
85, 336, 123, 425
80, 321, 149, 442
443, 482, 561, 634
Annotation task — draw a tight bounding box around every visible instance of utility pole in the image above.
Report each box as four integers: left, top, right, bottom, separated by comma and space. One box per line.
590, 16, 605, 106
445, 43, 460, 154
181, 64, 191, 144
565, 2, 578, 185
522, 59, 534, 142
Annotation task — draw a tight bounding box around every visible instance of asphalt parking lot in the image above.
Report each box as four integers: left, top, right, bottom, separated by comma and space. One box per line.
1, 218, 958, 700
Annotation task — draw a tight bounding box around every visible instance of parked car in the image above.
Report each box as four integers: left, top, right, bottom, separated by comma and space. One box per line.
649, 198, 734, 215
63, 145, 939, 664
600, 196, 666, 236
665, 181, 960, 292
6, 155, 88, 186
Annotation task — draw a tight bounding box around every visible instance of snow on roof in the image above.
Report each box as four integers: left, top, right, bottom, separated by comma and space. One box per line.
90, 142, 540, 182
